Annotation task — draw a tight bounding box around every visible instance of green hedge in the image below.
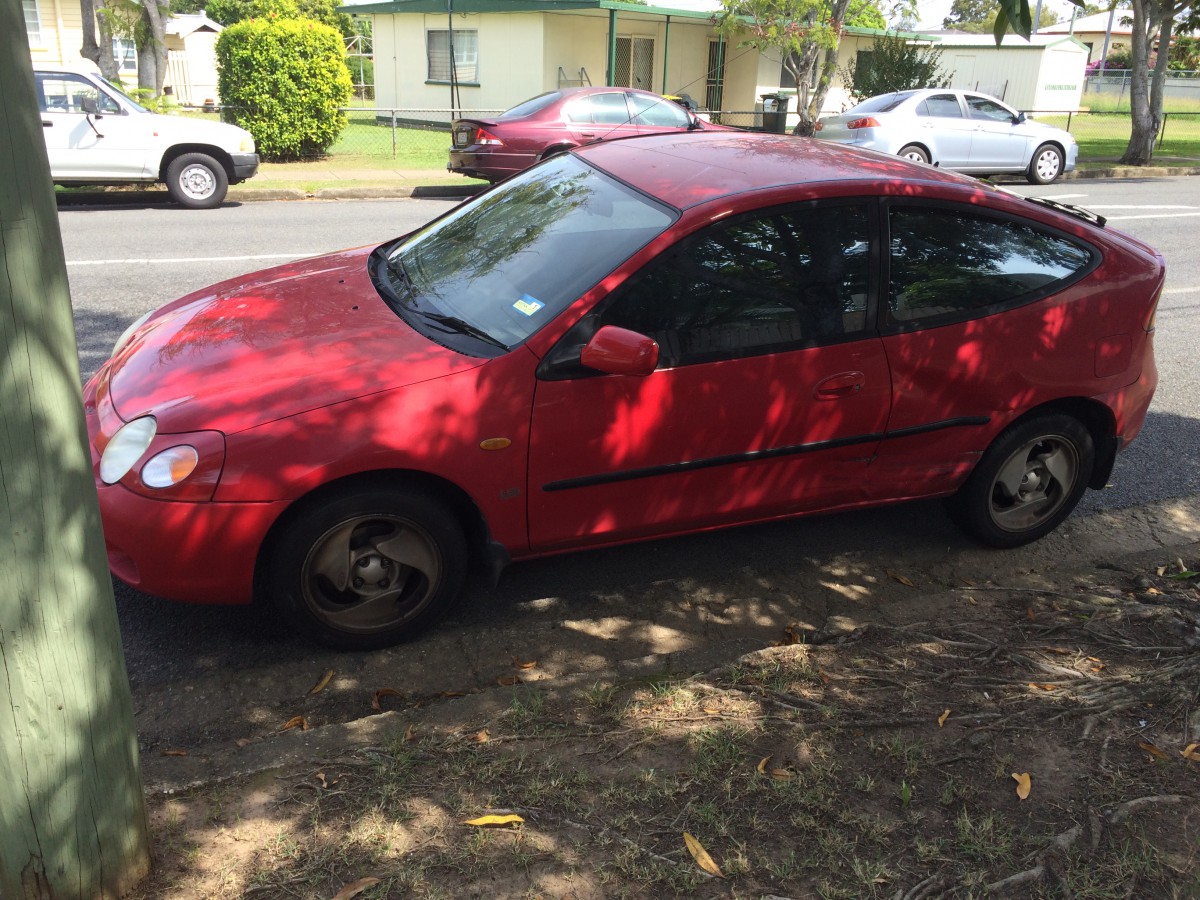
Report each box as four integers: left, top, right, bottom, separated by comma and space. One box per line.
216, 17, 352, 160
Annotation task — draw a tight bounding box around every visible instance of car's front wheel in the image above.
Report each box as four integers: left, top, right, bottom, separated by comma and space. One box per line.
947, 414, 1094, 548
1027, 143, 1065, 185
265, 486, 468, 650
897, 144, 930, 164
166, 152, 229, 209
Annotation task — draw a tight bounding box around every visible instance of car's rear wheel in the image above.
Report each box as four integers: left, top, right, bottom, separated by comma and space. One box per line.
1027, 143, 1065, 185
166, 152, 229, 209
947, 414, 1093, 548
265, 486, 468, 650
897, 144, 930, 164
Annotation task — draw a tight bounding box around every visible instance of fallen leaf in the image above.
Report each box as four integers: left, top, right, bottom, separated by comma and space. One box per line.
938, 709, 951, 728
235, 738, 251, 748
512, 657, 538, 670
330, 876, 381, 900
280, 716, 308, 732
702, 706, 721, 716
372, 688, 403, 711
887, 570, 915, 587
1156, 565, 1167, 576
463, 814, 524, 827
1026, 606, 1036, 621
471, 729, 490, 743
1139, 741, 1170, 761
437, 690, 466, 698
683, 832, 724, 878
756, 756, 771, 775
770, 768, 793, 781
1028, 683, 1056, 691
496, 674, 522, 686
309, 669, 334, 695
404, 723, 416, 742
315, 772, 327, 788
161, 749, 188, 757
1012, 772, 1032, 800
1180, 743, 1200, 761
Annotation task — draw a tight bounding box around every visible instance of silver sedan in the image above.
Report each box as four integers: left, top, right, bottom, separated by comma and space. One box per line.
815, 89, 1078, 185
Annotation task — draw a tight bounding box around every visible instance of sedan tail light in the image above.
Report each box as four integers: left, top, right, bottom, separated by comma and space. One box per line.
847, 117, 882, 129
475, 128, 504, 146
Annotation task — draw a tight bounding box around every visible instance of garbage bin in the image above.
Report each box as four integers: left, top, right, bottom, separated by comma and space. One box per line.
760, 93, 789, 134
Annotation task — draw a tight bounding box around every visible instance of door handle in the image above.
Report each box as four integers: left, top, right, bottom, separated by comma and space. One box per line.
42, 120, 53, 127
814, 371, 865, 400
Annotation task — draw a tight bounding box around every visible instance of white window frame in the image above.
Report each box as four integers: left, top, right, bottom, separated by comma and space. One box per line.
426, 29, 478, 84
23, 0, 44, 46
113, 37, 137, 73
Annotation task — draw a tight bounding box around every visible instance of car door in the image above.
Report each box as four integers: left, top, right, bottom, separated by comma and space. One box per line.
562, 92, 640, 146
914, 93, 973, 168
36, 71, 150, 179
963, 94, 1029, 170
873, 200, 1098, 497
526, 200, 892, 551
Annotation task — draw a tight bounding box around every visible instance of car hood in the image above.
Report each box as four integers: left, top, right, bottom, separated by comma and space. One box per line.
106, 247, 486, 434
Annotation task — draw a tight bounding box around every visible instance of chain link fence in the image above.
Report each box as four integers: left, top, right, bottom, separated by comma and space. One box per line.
1030, 110, 1200, 160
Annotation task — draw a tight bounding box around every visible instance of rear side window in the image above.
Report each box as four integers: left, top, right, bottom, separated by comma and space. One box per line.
887, 206, 1093, 326
918, 94, 963, 118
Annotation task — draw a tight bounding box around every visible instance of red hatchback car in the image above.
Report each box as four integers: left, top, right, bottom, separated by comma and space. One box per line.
448, 86, 723, 182
84, 133, 1164, 649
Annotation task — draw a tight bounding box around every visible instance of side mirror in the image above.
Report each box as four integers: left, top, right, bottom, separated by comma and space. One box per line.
1014, 111, 1027, 125
81, 96, 100, 115
580, 325, 659, 376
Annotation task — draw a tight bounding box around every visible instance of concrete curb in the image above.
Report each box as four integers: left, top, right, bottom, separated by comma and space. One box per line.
53, 165, 1199, 208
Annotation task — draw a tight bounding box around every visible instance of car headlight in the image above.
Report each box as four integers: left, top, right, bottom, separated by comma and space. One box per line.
100, 416, 157, 484
113, 310, 154, 357
140, 445, 200, 488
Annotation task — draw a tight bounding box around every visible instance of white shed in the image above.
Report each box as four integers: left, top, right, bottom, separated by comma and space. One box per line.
927, 32, 1089, 112
164, 12, 223, 106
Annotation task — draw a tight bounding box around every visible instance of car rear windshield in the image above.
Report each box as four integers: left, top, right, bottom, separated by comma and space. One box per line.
383, 154, 677, 352
848, 92, 917, 114
500, 92, 562, 119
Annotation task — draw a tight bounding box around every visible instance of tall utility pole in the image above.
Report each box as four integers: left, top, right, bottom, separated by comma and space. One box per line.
0, 12, 150, 900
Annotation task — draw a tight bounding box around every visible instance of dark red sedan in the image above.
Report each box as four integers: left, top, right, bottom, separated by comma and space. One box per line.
448, 86, 724, 182
85, 133, 1163, 649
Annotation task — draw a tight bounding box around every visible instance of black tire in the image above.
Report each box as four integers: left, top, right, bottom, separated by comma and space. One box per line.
1026, 143, 1065, 185
947, 414, 1094, 549
165, 152, 229, 209
897, 144, 930, 164
265, 486, 468, 650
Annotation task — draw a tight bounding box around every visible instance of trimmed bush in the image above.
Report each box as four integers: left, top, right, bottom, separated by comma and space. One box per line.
216, 17, 352, 160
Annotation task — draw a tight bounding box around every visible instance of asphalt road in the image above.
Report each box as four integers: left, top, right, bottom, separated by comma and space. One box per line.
56, 177, 1200, 685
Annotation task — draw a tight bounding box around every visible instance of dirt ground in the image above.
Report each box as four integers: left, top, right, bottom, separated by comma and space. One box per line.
127, 537, 1200, 899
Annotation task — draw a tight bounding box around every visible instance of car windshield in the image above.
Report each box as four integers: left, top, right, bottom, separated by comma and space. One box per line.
98, 74, 150, 113
382, 154, 677, 351
848, 92, 917, 114
499, 91, 562, 119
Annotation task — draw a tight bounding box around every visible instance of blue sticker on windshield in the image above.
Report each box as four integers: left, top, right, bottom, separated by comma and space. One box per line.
513, 294, 544, 317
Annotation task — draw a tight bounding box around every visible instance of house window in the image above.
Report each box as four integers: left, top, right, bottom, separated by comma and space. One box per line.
426, 29, 478, 83
23, 0, 43, 45
113, 38, 137, 73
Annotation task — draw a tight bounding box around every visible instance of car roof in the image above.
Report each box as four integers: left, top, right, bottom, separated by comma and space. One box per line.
574, 131, 987, 210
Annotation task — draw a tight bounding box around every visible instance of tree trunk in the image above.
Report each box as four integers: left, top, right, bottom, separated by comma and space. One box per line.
794, 0, 853, 136
0, 18, 150, 900
1120, 0, 1161, 164
137, 0, 169, 96
79, 0, 120, 80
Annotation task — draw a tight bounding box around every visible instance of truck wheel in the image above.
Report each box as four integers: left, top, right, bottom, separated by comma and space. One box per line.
166, 153, 229, 209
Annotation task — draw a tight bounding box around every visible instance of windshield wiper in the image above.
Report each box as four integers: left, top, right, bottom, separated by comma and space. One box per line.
414, 309, 510, 351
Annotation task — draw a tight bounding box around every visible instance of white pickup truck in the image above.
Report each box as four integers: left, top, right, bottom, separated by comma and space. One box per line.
34, 63, 259, 209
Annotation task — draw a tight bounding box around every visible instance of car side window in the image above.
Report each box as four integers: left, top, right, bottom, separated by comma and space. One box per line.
593, 203, 872, 368
36, 73, 120, 115
966, 97, 1014, 122
586, 92, 634, 125
920, 94, 963, 118
628, 93, 691, 128
887, 206, 1093, 326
